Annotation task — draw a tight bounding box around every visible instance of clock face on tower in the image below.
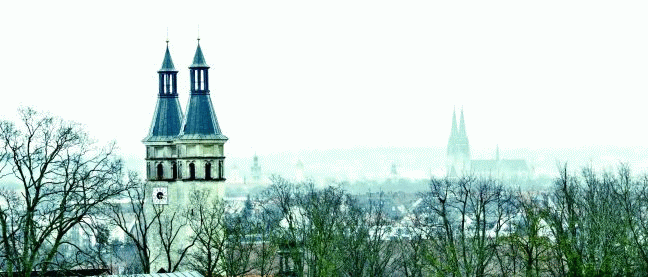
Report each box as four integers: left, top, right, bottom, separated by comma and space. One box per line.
152, 187, 168, 205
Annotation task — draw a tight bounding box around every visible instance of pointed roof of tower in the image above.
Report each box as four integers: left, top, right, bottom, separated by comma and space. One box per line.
180, 94, 227, 139
456, 107, 470, 158
180, 40, 227, 140
447, 108, 459, 156
145, 97, 184, 141
459, 107, 467, 137
190, 41, 210, 68
159, 44, 178, 72
450, 108, 459, 138
144, 44, 183, 142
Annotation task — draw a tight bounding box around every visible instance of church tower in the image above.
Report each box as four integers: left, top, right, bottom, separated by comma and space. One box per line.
446, 107, 470, 177
143, 38, 228, 213
143, 41, 184, 185
176, 39, 229, 202
142, 39, 228, 272
250, 153, 262, 183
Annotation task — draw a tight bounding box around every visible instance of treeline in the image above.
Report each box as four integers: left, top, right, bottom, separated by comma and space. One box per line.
115, 166, 648, 277
4, 109, 648, 277
413, 166, 648, 277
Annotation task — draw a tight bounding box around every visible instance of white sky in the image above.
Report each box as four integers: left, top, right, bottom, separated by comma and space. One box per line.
1, 1, 647, 159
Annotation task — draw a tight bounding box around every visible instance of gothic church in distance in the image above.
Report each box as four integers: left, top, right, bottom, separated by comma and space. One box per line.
446, 107, 531, 180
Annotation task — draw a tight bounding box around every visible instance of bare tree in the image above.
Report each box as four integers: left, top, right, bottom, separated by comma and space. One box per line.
358, 194, 396, 277
187, 190, 226, 277
544, 165, 584, 277
418, 176, 514, 277
251, 201, 279, 277
153, 203, 197, 273
418, 177, 458, 275
335, 196, 372, 277
506, 191, 552, 277
298, 184, 347, 277
107, 176, 161, 273
263, 176, 303, 277
393, 231, 426, 277
48, 218, 113, 271
221, 209, 254, 277
262, 177, 399, 277
615, 165, 648, 272
545, 165, 638, 277
0, 107, 131, 276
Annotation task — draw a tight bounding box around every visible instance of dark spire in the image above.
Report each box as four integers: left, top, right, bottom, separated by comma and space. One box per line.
180, 40, 228, 140
145, 43, 184, 141
189, 40, 211, 95
190, 40, 210, 68
159, 43, 177, 72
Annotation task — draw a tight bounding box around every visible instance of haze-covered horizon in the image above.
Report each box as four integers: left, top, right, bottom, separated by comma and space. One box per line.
1, 144, 646, 192
2, 1, 648, 174
118, 145, 648, 184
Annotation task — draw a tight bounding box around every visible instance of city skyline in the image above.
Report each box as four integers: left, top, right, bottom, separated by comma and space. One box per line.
1, 1, 647, 160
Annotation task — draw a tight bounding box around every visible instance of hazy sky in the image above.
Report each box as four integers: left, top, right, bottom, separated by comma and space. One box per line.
1, 1, 647, 159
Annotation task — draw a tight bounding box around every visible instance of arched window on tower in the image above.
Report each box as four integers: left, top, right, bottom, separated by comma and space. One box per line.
172, 162, 178, 180
189, 162, 196, 180
205, 163, 211, 180
157, 163, 164, 180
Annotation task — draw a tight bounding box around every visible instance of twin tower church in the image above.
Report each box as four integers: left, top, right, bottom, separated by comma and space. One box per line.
143, 40, 228, 205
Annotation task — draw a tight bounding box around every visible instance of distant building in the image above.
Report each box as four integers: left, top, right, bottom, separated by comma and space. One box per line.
295, 159, 305, 182
390, 162, 398, 177
446, 107, 531, 180
250, 153, 262, 183
388, 162, 399, 183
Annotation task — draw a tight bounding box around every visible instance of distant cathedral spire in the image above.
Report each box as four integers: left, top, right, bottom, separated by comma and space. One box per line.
446, 106, 470, 177
459, 106, 467, 137
447, 108, 458, 156
456, 107, 470, 159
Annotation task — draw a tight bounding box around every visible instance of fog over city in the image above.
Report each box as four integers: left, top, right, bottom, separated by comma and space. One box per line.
2, 1, 648, 182
5, 2, 648, 276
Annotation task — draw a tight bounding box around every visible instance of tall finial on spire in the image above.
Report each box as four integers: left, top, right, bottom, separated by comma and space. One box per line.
166, 27, 169, 45
197, 24, 200, 42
